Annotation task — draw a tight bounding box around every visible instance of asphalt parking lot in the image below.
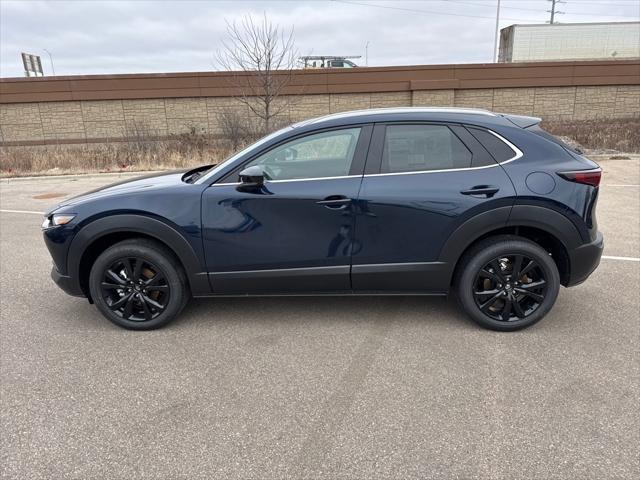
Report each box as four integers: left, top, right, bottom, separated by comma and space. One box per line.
1, 158, 638, 480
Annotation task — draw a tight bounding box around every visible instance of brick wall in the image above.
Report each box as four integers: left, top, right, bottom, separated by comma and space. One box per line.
1, 61, 638, 146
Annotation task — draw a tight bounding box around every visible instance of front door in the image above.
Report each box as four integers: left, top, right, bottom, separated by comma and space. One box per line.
202, 125, 372, 294
352, 123, 517, 292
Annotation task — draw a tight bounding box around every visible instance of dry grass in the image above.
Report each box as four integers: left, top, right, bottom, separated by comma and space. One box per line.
1, 133, 238, 177
1, 118, 638, 177
543, 118, 640, 153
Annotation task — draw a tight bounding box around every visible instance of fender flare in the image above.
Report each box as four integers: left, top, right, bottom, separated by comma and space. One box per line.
505, 205, 582, 250
438, 204, 580, 282
68, 214, 211, 296
438, 206, 512, 265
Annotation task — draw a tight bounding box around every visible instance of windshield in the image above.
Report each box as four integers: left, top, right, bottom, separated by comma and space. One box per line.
196, 126, 294, 184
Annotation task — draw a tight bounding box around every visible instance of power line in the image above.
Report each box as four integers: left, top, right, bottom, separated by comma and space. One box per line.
330, 0, 536, 21
503, 0, 638, 8
441, 0, 547, 12
564, 0, 638, 4
447, 0, 639, 18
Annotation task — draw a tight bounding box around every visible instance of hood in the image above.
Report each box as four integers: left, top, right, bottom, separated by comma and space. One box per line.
50, 170, 188, 212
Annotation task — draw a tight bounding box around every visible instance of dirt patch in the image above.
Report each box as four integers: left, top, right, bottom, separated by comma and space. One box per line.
32, 192, 67, 199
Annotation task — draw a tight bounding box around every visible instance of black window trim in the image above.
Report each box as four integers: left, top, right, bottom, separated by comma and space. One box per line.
212, 124, 374, 185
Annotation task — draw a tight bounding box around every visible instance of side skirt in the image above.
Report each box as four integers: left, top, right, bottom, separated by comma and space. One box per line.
204, 262, 452, 296
193, 291, 449, 298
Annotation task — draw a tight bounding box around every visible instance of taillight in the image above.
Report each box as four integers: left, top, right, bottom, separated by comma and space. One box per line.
557, 168, 601, 187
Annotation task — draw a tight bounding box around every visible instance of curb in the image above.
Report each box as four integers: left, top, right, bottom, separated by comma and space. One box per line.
0, 170, 165, 183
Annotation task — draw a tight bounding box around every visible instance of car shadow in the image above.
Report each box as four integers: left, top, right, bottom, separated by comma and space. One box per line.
174, 294, 474, 331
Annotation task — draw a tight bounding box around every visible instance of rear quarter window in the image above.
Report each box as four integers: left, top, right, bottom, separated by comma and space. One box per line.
467, 127, 517, 163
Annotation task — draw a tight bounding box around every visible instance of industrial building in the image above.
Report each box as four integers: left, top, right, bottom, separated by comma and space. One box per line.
499, 22, 640, 63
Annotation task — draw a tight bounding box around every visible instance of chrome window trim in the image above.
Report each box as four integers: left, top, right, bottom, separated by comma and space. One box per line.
485, 129, 523, 163
210, 128, 523, 185
364, 128, 523, 178
211, 174, 361, 187
268, 174, 361, 183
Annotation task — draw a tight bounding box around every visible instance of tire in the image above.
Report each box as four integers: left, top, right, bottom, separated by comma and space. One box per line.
455, 235, 560, 331
88, 239, 189, 330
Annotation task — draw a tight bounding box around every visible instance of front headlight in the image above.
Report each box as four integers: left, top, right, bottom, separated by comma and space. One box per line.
42, 213, 76, 229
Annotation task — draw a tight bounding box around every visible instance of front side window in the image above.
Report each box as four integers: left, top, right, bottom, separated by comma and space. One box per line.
381, 125, 472, 173
245, 128, 361, 181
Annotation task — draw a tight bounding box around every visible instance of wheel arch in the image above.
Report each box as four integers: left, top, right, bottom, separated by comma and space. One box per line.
441, 205, 579, 287
68, 214, 210, 299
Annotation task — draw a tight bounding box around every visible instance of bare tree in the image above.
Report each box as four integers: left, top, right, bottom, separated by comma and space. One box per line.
215, 14, 298, 135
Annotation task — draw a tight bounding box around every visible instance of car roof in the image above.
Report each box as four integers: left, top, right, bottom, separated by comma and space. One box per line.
292, 107, 512, 130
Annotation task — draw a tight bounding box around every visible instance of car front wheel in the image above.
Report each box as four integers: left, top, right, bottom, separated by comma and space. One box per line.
455, 235, 560, 331
89, 239, 189, 330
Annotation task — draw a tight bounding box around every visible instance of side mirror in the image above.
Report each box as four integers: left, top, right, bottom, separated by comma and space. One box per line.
237, 165, 265, 191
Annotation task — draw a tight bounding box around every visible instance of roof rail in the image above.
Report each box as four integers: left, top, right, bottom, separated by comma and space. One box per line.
296, 107, 497, 127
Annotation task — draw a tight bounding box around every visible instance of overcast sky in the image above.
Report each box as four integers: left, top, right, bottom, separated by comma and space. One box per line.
1, 0, 638, 77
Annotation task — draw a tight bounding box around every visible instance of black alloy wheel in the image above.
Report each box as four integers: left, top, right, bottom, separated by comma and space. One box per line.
473, 254, 548, 322
455, 235, 560, 331
100, 257, 170, 322
89, 239, 188, 330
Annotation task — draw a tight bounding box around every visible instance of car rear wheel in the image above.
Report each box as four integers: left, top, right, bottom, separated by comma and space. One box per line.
455, 235, 560, 331
89, 239, 189, 330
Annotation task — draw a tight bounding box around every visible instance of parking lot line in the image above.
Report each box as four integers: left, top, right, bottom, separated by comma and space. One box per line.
0, 209, 43, 215
603, 184, 640, 187
602, 255, 640, 262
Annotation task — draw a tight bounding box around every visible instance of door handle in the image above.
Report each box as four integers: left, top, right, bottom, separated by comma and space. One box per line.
460, 185, 500, 198
316, 195, 351, 210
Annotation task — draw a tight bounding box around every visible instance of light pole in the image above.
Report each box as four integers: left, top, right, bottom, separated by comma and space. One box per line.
493, 0, 501, 62
365, 41, 370, 66
43, 49, 55, 76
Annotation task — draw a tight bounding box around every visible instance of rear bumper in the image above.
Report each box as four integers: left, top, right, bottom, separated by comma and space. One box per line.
51, 266, 85, 297
566, 231, 604, 287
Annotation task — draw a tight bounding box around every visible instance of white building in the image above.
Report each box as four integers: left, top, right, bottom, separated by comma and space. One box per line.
498, 22, 640, 63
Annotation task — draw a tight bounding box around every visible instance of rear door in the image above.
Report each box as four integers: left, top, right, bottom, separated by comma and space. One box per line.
351, 122, 517, 292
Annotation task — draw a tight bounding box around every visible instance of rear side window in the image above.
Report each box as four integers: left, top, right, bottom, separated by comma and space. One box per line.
381, 125, 472, 173
467, 127, 516, 162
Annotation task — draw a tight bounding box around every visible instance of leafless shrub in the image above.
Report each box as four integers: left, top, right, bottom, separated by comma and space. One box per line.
124, 120, 159, 153
216, 108, 259, 150
172, 126, 214, 152
543, 118, 640, 153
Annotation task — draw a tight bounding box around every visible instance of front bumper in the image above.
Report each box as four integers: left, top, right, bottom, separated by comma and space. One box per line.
51, 266, 85, 297
567, 231, 604, 287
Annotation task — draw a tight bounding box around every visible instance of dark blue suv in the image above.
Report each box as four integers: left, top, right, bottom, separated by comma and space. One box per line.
42, 108, 603, 331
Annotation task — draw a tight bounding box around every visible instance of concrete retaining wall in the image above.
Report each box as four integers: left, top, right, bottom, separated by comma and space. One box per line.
1, 60, 638, 146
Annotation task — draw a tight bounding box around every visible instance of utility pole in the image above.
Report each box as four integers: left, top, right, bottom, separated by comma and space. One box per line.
365, 40, 370, 66
493, 0, 501, 62
43, 49, 55, 76
547, 0, 565, 24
